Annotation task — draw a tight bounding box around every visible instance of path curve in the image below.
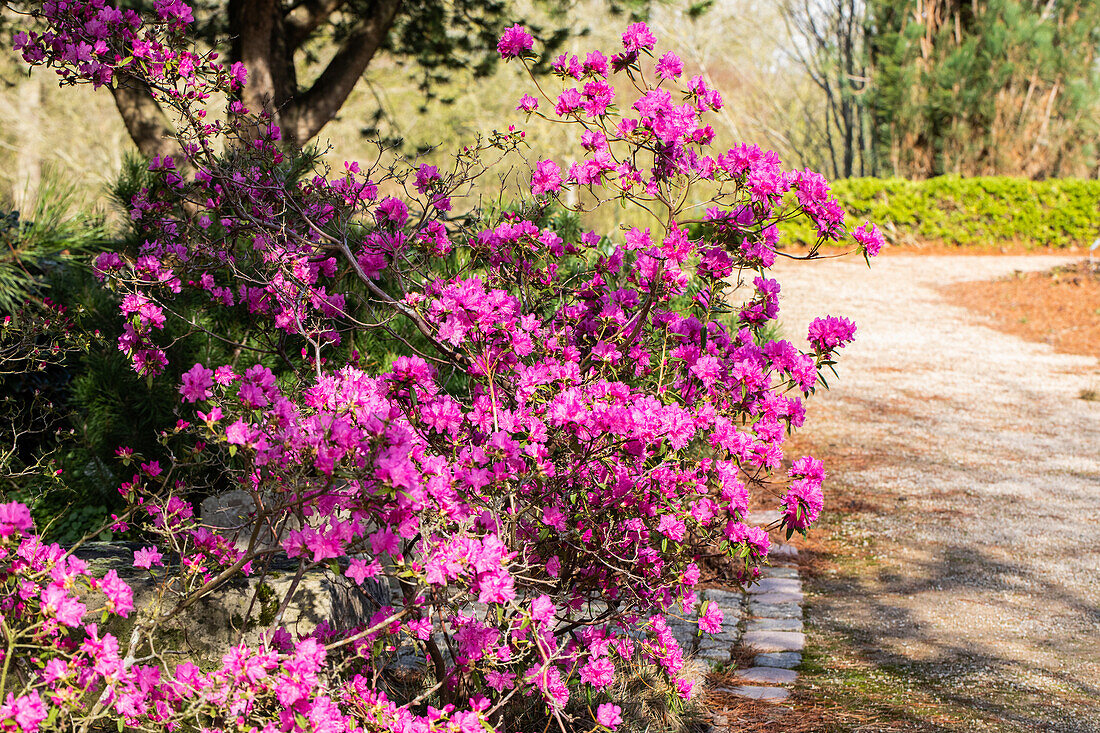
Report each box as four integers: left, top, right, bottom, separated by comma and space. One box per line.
773, 254, 1100, 731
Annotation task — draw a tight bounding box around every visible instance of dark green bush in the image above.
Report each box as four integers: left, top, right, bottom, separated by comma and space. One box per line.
784, 176, 1100, 249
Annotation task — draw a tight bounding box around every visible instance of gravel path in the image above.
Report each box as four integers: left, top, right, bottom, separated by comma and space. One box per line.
772, 255, 1100, 732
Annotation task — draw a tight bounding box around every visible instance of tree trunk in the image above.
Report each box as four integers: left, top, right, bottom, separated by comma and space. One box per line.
229, 0, 301, 144
293, 0, 403, 142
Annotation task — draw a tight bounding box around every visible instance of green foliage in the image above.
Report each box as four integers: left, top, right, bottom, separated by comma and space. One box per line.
0, 176, 108, 313
783, 176, 1100, 249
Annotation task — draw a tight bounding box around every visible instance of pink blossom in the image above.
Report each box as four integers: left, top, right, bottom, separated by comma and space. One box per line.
782, 477, 824, 530
655, 52, 682, 79
345, 557, 381, 584
530, 594, 555, 624
133, 546, 164, 569
807, 315, 857, 354
596, 703, 623, 729
8, 691, 47, 732
40, 584, 86, 627
0, 502, 33, 537
852, 221, 885, 256
579, 657, 615, 688
376, 197, 408, 226
531, 160, 563, 195
622, 22, 657, 52
99, 569, 134, 617
497, 24, 534, 58
698, 601, 723, 634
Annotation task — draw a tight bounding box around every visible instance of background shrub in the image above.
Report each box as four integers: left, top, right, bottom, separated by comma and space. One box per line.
783, 176, 1100, 250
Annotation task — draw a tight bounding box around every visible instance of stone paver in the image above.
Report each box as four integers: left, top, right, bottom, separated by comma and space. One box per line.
746, 618, 803, 632
746, 601, 801, 619
734, 666, 799, 685
703, 588, 743, 606
769, 544, 798, 561
754, 652, 802, 669
695, 645, 733, 664
717, 685, 790, 702
742, 630, 805, 653
749, 590, 804, 605
747, 578, 801, 594
693, 540, 805, 709
761, 567, 799, 579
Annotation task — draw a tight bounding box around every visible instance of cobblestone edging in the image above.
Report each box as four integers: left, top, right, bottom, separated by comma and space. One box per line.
674, 510, 805, 711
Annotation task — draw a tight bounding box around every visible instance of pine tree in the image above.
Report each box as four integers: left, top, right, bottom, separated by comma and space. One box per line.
867, 0, 1100, 178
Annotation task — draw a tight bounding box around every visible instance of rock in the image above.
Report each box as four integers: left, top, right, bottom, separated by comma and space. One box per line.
770, 544, 798, 560
695, 644, 733, 664
747, 601, 802, 619
742, 630, 805, 653
746, 510, 782, 526
199, 490, 292, 552
753, 652, 802, 669
761, 567, 799, 579
749, 589, 804, 605
703, 588, 744, 608
733, 666, 798, 685
747, 578, 801, 595
746, 618, 803, 633
716, 685, 790, 702
74, 542, 387, 662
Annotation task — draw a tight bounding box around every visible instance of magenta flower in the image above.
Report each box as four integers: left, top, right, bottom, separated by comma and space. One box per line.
579, 657, 615, 688
516, 94, 539, 112
0, 501, 33, 537
345, 557, 381, 584
9, 691, 47, 732
698, 601, 723, 634
530, 594, 555, 624
655, 51, 682, 79
852, 221, 885, 256
554, 87, 584, 116
376, 196, 408, 226
531, 160, 563, 195
782, 477, 824, 530
40, 584, 87, 627
808, 315, 857, 354
133, 546, 164, 569
597, 703, 623, 729
497, 24, 534, 58
99, 569, 134, 617
622, 22, 657, 52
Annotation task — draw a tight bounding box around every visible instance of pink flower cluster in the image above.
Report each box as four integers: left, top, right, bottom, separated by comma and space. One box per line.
9, 8, 880, 732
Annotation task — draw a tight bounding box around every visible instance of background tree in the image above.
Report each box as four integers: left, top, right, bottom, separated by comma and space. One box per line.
4, 0, 582, 156
784, 0, 1100, 179
868, 0, 1100, 178
781, 0, 874, 179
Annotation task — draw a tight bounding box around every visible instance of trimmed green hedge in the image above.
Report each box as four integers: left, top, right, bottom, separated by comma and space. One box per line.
785, 176, 1100, 249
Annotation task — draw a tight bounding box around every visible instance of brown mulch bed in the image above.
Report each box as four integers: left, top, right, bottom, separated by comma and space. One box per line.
945, 260, 1100, 362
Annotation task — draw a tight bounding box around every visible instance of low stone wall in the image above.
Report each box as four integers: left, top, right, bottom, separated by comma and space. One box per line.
74, 543, 387, 660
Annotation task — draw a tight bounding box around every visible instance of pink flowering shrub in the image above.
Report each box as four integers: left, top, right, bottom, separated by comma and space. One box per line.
3, 4, 873, 731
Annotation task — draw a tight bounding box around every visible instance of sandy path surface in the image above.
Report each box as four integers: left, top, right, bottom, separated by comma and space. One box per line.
772, 255, 1100, 732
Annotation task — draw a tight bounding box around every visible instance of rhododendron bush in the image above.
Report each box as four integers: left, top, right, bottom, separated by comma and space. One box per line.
2, 3, 881, 731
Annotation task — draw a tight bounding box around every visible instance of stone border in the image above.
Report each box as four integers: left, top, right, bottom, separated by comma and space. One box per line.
717, 539, 803, 703
686, 510, 805, 710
